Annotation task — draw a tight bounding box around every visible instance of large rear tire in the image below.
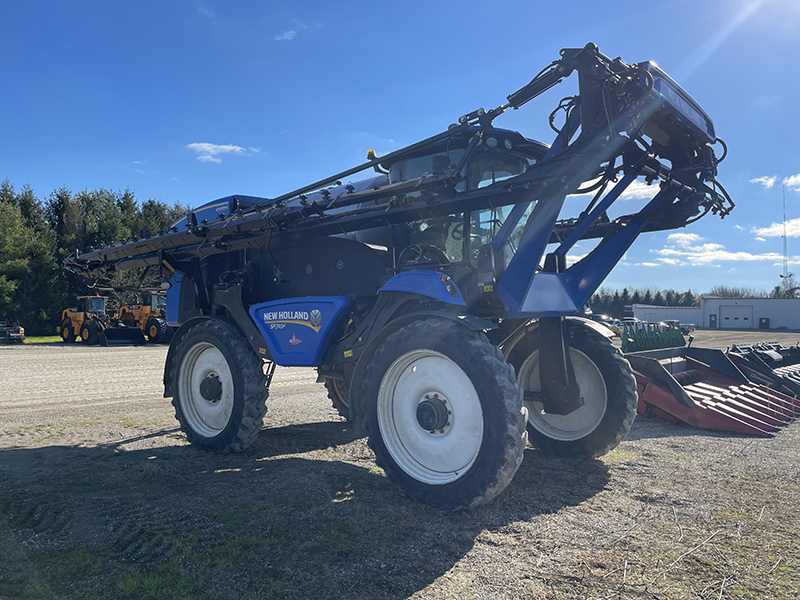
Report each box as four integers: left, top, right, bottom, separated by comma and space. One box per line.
171, 321, 269, 453
146, 318, 167, 343
506, 322, 637, 458
361, 319, 527, 510
320, 363, 352, 421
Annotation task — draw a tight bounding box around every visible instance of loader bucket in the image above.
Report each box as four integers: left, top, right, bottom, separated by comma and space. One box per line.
99, 327, 147, 346
627, 347, 800, 437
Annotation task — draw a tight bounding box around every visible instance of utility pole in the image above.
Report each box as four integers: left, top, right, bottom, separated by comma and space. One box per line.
779, 184, 795, 297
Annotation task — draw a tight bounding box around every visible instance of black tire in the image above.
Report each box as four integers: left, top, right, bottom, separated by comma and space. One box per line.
61, 321, 76, 343
146, 318, 166, 343
320, 363, 353, 421
506, 322, 637, 458
361, 319, 527, 510
80, 322, 99, 345
171, 320, 269, 453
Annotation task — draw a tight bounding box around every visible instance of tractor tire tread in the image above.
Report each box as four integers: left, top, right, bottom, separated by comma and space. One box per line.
323, 378, 351, 421
171, 321, 268, 453
510, 323, 636, 459
147, 318, 167, 344
361, 319, 527, 510
567, 330, 637, 458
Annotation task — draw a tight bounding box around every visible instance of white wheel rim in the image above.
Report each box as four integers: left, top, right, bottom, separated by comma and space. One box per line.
178, 342, 235, 438
517, 348, 607, 441
377, 349, 483, 485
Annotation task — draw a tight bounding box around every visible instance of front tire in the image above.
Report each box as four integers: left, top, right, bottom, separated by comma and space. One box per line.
80, 322, 99, 345
361, 319, 527, 510
506, 322, 637, 458
61, 322, 76, 343
171, 321, 269, 453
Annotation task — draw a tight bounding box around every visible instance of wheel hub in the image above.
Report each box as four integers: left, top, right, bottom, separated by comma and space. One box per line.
416, 394, 450, 433
199, 374, 222, 402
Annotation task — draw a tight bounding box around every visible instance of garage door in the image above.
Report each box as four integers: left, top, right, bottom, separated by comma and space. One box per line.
719, 305, 754, 329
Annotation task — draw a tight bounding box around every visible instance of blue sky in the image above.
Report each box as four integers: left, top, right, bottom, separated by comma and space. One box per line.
2, 0, 799, 293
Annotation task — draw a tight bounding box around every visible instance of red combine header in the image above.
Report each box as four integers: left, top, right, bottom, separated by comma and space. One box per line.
628, 345, 799, 437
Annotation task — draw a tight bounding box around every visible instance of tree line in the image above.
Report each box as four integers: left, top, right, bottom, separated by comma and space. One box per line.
590, 281, 799, 320
0, 178, 188, 335
1, 177, 797, 335
589, 287, 699, 319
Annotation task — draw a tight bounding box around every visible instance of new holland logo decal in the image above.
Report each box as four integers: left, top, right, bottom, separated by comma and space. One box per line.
262, 308, 323, 333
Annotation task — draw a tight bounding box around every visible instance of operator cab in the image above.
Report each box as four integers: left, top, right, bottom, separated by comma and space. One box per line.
78, 296, 107, 315
150, 294, 166, 312
373, 129, 546, 312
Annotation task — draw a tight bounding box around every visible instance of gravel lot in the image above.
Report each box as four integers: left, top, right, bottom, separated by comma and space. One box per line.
1, 331, 798, 599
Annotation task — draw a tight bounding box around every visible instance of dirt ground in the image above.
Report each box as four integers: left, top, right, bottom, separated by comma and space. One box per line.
1, 330, 798, 600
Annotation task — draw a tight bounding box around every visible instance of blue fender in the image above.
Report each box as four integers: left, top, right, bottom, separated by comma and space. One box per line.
379, 270, 465, 306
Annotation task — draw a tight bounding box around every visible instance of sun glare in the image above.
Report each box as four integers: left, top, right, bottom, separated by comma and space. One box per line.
675, 0, 787, 80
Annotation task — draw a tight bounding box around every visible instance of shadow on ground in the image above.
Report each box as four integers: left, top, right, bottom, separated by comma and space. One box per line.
625, 414, 751, 441
0, 422, 610, 600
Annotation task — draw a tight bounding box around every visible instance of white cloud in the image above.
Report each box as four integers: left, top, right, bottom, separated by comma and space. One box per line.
186, 142, 256, 163
752, 217, 800, 238
274, 30, 297, 41
198, 5, 215, 18
653, 232, 787, 267
566, 178, 657, 204
755, 237, 766, 242
734, 225, 744, 231
636, 262, 660, 267
657, 257, 684, 266
784, 173, 800, 192
619, 180, 658, 200
749, 176, 777, 189
666, 232, 702, 248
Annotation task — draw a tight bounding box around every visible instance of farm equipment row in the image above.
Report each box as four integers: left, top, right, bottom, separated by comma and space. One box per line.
59, 293, 173, 346
65, 43, 736, 509
619, 322, 800, 436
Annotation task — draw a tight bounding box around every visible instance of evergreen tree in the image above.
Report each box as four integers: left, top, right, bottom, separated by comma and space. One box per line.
0, 202, 28, 317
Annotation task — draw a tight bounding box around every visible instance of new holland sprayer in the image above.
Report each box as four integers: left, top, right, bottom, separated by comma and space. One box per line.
66, 44, 735, 509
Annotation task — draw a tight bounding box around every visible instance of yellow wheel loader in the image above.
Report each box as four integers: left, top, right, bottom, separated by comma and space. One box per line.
117, 293, 173, 343
59, 296, 146, 346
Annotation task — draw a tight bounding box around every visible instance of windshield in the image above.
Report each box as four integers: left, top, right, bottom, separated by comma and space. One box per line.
469, 203, 536, 267
468, 151, 528, 190
392, 149, 465, 183
86, 297, 106, 314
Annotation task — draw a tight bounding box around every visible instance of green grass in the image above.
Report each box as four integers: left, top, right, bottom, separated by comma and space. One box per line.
22, 336, 62, 343
1, 492, 371, 600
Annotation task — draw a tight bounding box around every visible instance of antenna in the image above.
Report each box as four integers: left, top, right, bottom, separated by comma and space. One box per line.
783, 184, 789, 281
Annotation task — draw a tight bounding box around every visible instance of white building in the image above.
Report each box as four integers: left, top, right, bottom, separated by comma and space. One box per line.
632, 297, 800, 330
